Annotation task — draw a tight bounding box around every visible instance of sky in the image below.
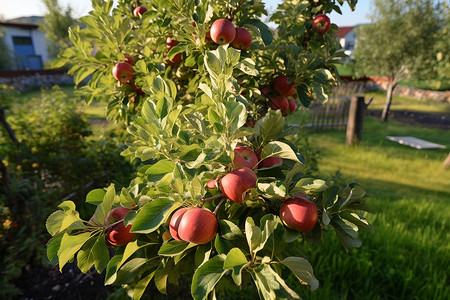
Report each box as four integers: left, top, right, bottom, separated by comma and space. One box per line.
0, 0, 372, 26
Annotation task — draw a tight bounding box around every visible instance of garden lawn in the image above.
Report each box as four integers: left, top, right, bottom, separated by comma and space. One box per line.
290, 117, 450, 300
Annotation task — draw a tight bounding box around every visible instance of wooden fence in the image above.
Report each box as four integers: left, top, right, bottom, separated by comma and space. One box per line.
304, 82, 365, 130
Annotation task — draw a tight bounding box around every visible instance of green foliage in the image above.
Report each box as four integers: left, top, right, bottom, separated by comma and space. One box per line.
45, 0, 373, 299
0, 86, 135, 298
0, 30, 13, 70
39, 0, 77, 58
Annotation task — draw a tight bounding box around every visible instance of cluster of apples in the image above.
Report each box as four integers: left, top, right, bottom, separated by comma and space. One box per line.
260, 75, 297, 117
208, 18, 252, 50
102, 207, 135, 247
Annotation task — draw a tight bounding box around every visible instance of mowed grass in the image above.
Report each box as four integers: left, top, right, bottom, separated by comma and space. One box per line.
288, 116, 450, 300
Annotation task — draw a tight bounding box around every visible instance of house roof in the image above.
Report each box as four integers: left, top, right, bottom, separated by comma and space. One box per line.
0, 21, 39, 30
336, 26, 354, 37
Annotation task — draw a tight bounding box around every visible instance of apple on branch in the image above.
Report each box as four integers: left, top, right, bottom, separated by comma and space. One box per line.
233, 146, 258, 170
231, 27, 252, 50
170, 208, 217, 244
280, 197, 318, 232
220, 167, 257, 203
105, 207, 135, 247
112, 62, 135, 83
210, 19, 236, 45
256, 151, 283, 169
312, 14, 331, 35
269, 95, 289, 117
273, 75, 296, 97
133, 6, 147, 18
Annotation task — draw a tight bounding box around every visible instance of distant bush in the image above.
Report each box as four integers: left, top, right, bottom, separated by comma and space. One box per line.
0, 86, 135, 298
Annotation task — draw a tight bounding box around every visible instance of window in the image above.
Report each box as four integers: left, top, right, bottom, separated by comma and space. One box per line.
13, 36, 32, 45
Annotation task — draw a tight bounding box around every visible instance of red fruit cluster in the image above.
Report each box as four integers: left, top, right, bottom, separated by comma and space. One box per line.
105, 207, 135, 246
169, 208, 218, 244
209, 19, 252, 50
264, 75, 298, 116
280, 196, 318, 232
165, 35, 182, 65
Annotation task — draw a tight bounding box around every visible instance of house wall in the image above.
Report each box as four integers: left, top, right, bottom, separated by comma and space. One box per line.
0, 25, 50, 70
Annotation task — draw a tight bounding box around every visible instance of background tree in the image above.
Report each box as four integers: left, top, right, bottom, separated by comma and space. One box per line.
39, 0, 77, 59
0, 30, 12, 70
354, 0, 448, 121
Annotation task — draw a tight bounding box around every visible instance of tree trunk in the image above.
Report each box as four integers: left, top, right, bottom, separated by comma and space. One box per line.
381, 80, 396, 122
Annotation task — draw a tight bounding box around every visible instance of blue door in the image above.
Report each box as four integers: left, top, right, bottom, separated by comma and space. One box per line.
12, 36, 42, 70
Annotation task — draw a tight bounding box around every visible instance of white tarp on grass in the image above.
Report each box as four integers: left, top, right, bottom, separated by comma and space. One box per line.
386, 136, 447, 149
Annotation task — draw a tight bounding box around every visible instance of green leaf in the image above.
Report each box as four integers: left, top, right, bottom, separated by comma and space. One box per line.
260, 141, 300, 162
214, 234, 233, 254
114, 258, 155, 284
255, 110, 284, 145
133, 271, 155, 300
191, 254, 227, 300
281, 257, 319, 291
237, 58, 258, 76
195, 243, 212, 267
245, 217, 262, 256
131, 198, 174, 234
105, 240, 156, 285
332, 218, 362, 252
224, 248, 248, 286
47, 234, 63, 265
340, 211, 374, 234
158, 240, 194, 257
246, 19, 273, 46
145, 160, 175, 181
86, 189, 106, 205
219, 219, 243, 240
292, 178, 328, 194
93, 184, 116, 224
57, 232, 92, 271
251, 264, 301, 300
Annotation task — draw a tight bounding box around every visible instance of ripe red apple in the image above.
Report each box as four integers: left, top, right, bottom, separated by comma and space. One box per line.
288, 98, 297, 113
207, 179, 217, 190
167, 52, 182, 65
124, 54, 134, 66
269, 95, 289, 116
169, 207, 189, 241
231, 27, 252, 50
280, 197, 318, 232
177, 208, 218, 244
260, 85, 270, 96
256, 151, 283, 169
219, 167, 257, 203
166, 36, 179, 51
233, 146, 258, 170
210, 19, 236, 45
312, 14, 331, 35
133, 6, 147, 17
112, 62, 135, 83
105, 207, 135, 246
273, 75, 296, 97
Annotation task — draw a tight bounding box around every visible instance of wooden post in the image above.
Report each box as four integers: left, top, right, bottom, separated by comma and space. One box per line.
346, 95, 365, 145
444, 153, 450, 169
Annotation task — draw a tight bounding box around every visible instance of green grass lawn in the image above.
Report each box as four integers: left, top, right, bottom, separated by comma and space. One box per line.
288, 116, 450, 300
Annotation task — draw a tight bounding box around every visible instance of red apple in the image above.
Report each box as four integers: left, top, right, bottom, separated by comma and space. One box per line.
105, 207, 135, 246
205, 30, 213, 44
133, 6, 148, 17
167, 52, 182, 65
112, 62, 135, 83
288, 98, 297, 113
219, 167, 257, 203
269, 95, 289, 116
312, 14, 331, 35
233, 146, 258, 170
231, 27, 252, 50
177, 208, 218, 244
273, 75, 296, 97
169, 207, 189, 241
256, 151, 283, 169
210, 19, 236, 45
280, 197, 318, 232
260, 85, 270, 96
207, 179, 217, 190
124, 54, 134, 66
166, 36, 179, 50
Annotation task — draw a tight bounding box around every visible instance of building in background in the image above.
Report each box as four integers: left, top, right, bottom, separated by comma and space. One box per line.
336, 26, 356, 60
0, 17, 50, 70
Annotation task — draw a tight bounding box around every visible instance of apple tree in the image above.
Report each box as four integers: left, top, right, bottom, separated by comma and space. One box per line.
46, 0, 373, 299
